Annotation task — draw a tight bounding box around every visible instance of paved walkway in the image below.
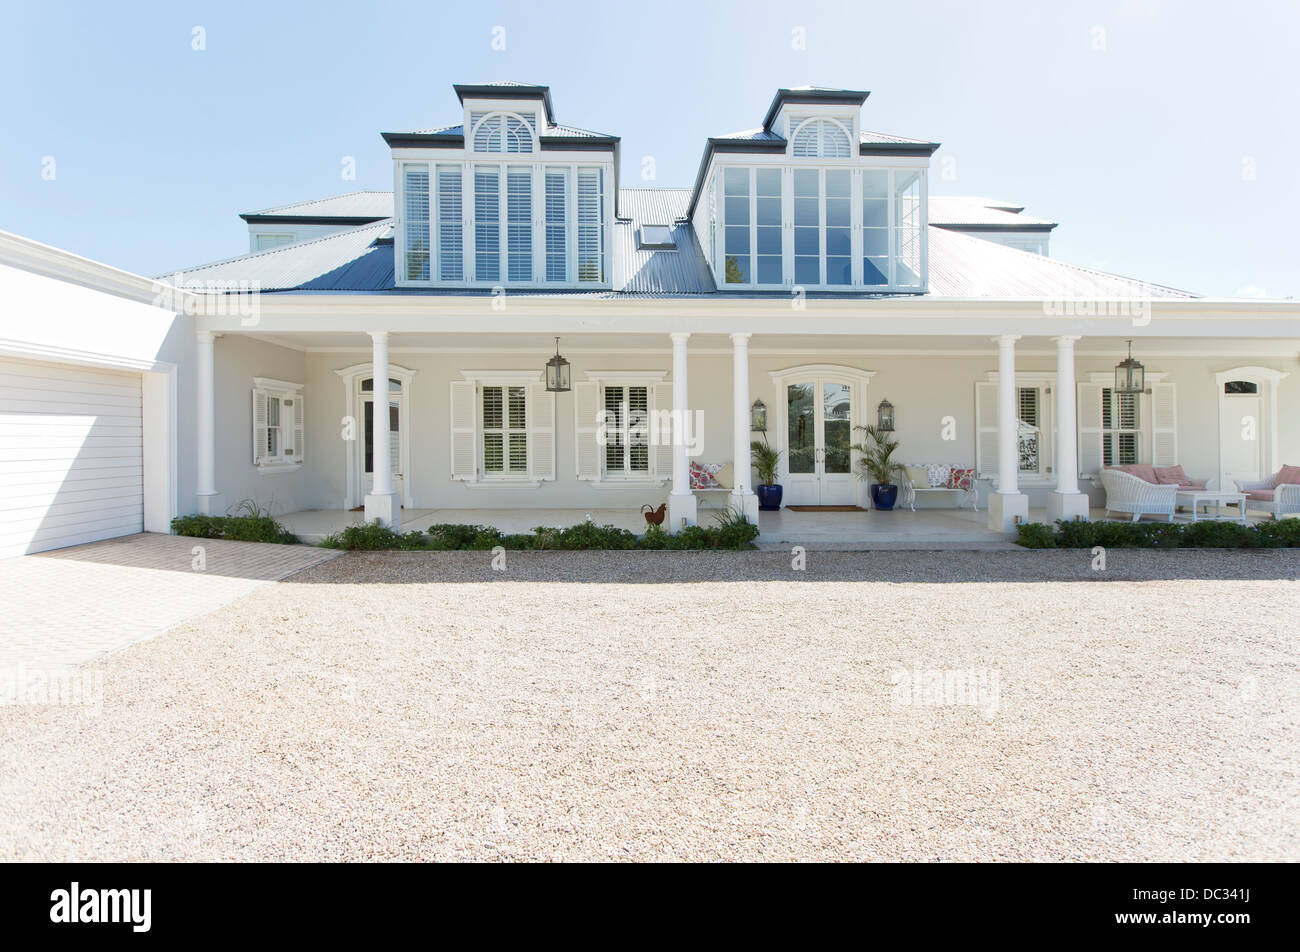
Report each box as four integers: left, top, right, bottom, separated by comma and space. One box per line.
0, 533, 337, 699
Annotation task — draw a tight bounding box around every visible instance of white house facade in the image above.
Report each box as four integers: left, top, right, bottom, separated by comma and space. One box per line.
2, 82, 1298, 555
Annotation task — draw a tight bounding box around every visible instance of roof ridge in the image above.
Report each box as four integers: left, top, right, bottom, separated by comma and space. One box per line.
166, 218, 392, 278
244, 189, 392, 216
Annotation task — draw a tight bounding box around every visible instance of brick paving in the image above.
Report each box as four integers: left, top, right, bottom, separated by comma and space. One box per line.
0, 533, 337, 699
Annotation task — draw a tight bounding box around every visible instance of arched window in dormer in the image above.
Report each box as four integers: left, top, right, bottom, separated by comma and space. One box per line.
472, 112, 535, 153
791, 118, 852, 158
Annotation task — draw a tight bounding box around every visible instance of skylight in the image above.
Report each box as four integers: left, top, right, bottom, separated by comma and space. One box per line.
638, 224, 676, 250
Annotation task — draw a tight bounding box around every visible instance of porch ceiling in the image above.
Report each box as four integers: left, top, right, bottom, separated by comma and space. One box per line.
236, 330, 1300, 359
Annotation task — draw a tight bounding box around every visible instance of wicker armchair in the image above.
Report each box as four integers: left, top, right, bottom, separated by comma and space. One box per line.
1098, 469, 1177, 522
1235, 468, 1300, 518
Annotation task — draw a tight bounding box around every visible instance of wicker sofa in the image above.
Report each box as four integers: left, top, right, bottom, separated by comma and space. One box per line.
1234, 465, 1300, 518
1098, 464, 1214, 522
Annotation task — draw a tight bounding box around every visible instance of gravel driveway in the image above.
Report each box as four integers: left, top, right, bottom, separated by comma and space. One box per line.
2, 549, 1297, 861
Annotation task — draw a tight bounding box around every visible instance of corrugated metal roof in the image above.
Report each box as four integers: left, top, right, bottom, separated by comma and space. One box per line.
929, 196, 1056, 228
615, 189, 716, 294
859, 129, 935, 146
715, 128, 786, 143
241, 190, 394, 220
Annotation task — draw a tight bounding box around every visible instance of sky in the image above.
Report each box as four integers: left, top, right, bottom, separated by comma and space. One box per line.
1, 0, 1298, 298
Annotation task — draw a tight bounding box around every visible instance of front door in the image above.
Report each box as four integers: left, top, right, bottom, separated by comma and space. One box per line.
783, 378, 855, 506
360, 376, 404, 504
1220, 391, 1262, 489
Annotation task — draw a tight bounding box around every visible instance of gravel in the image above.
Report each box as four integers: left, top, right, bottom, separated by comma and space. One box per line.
2, 549, 1297, 862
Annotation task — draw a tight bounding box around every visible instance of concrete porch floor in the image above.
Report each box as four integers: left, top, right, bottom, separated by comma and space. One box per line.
277, 505, 1130, 549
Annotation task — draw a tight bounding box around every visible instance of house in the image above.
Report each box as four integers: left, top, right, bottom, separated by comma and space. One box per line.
1, 81, 1297, 556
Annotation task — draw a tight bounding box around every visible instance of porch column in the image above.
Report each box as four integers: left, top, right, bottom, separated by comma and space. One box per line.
364, 331, 401, 530
987, 334, 1029, 533
729, 333, 760, 522
195, 330, 220, 515
1048, 335, 1089, 522
667, 331, 697, 530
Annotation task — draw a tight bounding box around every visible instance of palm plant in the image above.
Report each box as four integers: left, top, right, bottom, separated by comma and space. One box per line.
852, 424, 901, 486
750, 437, 782, 486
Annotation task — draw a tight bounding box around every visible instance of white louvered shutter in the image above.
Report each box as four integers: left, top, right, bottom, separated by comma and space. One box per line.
1150, 382, 1177, 466
388, 400, 401, 476
1077, 382, 1104, 478
528, 385, 555, 480
974, 382, 999, 478
652, 383, 675, 480
290, 394, 304, 462
252, 388, 269, 464
449, 381, 476, 480
573, 381, 600, 480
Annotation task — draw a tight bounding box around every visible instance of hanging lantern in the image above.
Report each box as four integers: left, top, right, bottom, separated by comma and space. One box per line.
1114, 340, 1145, 394
750, 399, 767, 432
545, 337, 571, 393
876, 398, 895, 431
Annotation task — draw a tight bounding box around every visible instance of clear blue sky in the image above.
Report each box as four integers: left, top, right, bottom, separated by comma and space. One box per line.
2, 0, 1297, 297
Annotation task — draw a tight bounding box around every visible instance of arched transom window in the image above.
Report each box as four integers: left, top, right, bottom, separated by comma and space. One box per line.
791, 118, 852, 158
472, 112, 535, 153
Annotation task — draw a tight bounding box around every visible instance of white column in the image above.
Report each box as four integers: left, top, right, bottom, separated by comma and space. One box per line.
195, 330, 219, 515
987, 334, 1029, 533
729, 333, 760, 521
1048, 335, 1090, 522
363, 331, 401, 530
667, 332, 697, 530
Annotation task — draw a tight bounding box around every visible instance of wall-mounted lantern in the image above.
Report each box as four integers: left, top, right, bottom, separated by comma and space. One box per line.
876, 398, 895, 431
545, 337, 571, 393
750, 399, 767, 432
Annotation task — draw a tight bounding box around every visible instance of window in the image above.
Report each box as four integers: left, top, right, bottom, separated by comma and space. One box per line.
862, 170, 889, 285
437, 166, 463, 281
482, 385, 527, 475
472, 113, 534, 153
894, 170, 922, 287
793, 168, 820, 285
254, 233, 295, 251
825, 169, 851, 285
756, 168, 782, 284
723, 167, 750, 284
545, 168, 568, 281
577, 167, 605, 282
361, 378, 401, 477
474, 167, 501, 282
1102, 387, 1140, 466
638, 224, 676, 250
1018, 388, 1041, 474
403, 165, 430, 281
602, 385, 650, 476
1224, 380, 1258, 394
506, 167, 532, 282
791, 118, 852, 158
252, 379, 304, 469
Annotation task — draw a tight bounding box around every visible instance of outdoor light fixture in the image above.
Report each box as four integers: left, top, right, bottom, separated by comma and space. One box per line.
877, 398, 895, 431
750, 399, 767, 432
545, 337, 571, 392
1114, 340, 1146, 395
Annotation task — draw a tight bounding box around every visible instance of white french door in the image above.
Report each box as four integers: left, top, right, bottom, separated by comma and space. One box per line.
782, 377, 855, 506
359, 376, 404, 503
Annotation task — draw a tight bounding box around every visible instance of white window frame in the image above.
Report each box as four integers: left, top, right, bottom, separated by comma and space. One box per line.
579, 371, 670, 486
600, 383, 652, 479
977, 373, 1055, 482
454, 371, 554, 486
480, 383, 530, 478
252, 377, 304, 473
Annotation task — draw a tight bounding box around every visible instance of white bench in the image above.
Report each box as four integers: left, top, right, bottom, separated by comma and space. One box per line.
690, 461, 736, 508
899, 464, 979, 512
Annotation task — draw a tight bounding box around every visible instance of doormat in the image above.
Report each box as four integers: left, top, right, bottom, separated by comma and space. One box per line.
785, 505, 866, 512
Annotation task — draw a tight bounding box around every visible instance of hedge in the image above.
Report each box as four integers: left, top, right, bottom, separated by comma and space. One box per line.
1016, 518, 1300, 549
320, 517, 760, 551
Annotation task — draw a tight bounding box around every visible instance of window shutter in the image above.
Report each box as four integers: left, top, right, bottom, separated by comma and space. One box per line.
974, 382, 999, 478
292, 395, 305, 462
388, 401, 401, 476
652, 383, 675, 479
252, 388, 268, 465
528, 385, 555, 480
1077, 382, 1104, 478
449, 381, 476, 480
573, 381, 600, 480
1150, 382, 1177, 466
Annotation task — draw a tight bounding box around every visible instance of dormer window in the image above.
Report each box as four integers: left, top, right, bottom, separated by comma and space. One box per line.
790, 118, 852, 158
471, 112, 535, 153
638, 225, 676, 250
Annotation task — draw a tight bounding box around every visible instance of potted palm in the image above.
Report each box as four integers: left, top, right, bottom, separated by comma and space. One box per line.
852, 424, 902, 510
750, 437, 784, 510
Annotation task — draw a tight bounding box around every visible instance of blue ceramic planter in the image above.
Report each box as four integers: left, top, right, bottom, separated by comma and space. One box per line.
756, 484, 783, 511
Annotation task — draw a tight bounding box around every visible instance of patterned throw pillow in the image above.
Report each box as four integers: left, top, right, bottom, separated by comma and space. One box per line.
689, 460, 720, 489
925, 464, 951, 488
947, 467, 975, 492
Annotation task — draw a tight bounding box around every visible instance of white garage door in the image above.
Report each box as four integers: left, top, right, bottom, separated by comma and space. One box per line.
0, 356, 144, 558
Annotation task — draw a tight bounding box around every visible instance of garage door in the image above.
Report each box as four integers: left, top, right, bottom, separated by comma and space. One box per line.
0, 356, 144, 558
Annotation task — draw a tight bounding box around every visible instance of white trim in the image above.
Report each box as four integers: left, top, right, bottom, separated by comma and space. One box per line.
334, 362, 417, 509
459, 369, 544, 383
1214, 365, 1288, 489
768, 363, 874, 507
582, 369, 669, 383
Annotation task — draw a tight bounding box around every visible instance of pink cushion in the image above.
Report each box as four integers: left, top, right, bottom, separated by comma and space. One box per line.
1277, 464, 1300, 487
1122, 463, 1159, 484
1247, 490, 1275, 501
1153, 465, 1196, 487
947, 467, 974, 492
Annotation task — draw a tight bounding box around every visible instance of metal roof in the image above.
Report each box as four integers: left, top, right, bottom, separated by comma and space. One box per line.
614, 189, 716, 295
239, 190, 394, 223
929, 196, 1057, 230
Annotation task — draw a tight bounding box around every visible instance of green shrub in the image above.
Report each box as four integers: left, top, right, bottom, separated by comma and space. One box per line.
1036, 517, 1300, 549
1254, 518, 1300, 547
320, 521, 408, 550
553, 521, 637, 550
171, 512, 298, 545
638, 524, 668, 549
1181, 520, 1257, 548
1015, 522, 1057, 548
